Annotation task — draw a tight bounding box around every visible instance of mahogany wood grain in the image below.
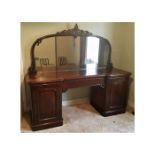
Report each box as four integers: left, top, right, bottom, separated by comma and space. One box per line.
26, 68, 131, 130
29, 82, 63, 131
91, 74, 130, 116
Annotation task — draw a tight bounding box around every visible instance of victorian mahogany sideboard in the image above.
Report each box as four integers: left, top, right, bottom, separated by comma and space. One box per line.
25, 24, 131, 131
26, 68, 131, 131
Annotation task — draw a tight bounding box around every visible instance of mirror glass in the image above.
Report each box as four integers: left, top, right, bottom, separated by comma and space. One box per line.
56, 36, 80, 70
34, 37, 56, 68
34, 36, 110, 70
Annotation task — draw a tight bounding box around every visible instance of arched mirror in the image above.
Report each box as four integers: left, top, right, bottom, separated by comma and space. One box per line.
28, 24, 113, 74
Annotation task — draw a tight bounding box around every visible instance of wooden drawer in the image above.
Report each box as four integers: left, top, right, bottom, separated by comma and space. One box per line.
63, 76, 105, 89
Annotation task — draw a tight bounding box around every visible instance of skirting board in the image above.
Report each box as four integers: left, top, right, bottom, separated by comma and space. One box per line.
63, 98, 134, 107
62, 97, 90, 106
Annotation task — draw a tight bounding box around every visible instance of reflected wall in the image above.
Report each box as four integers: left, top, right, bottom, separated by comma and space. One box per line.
34, 36, 110, 71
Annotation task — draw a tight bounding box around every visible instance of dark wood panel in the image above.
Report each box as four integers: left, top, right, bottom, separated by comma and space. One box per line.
91, 74, 130, 116
105, 77, 129, 110
38, 90, 56, 120
30, 83, 63, 130
91, 86, 105, 110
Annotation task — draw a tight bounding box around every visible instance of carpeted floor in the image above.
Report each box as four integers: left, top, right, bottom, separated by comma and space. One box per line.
21, 103, 134, 133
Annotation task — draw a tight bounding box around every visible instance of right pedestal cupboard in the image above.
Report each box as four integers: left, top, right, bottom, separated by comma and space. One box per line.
91, 72, 130, 116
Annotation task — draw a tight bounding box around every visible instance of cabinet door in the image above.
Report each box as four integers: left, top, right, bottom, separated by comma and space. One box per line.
91, 86, 106, 110
30, 83, 62, 125
105, 76, 129, 110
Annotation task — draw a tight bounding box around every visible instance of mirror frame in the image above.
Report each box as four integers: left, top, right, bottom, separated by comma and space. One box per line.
28, 24, 113, 75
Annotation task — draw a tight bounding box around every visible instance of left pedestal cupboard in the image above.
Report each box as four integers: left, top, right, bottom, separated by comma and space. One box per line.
29, 82, 63, 131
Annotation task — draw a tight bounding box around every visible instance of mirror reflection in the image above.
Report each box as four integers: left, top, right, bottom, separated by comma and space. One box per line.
35, 37, 56, 68
85, 37, 99, 65
34, 36, 110, 71
56, 36, 80, 70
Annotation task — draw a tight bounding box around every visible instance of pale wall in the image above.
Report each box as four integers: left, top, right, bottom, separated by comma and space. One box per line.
112, 23, 134, 107
121, 23, 134, 105
21, 22, 134, 112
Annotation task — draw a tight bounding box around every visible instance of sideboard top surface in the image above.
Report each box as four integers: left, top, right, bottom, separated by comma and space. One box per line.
26, 68, 131, 84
